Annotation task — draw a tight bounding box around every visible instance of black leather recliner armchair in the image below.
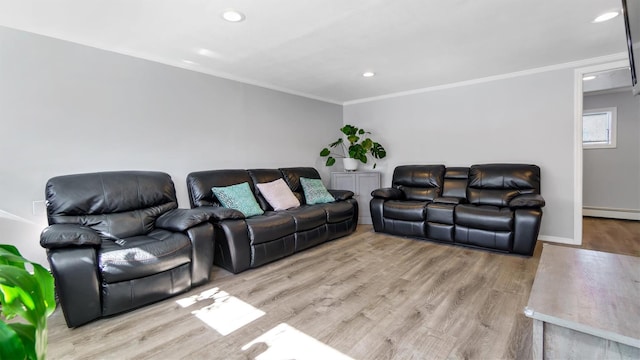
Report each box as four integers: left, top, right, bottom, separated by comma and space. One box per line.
40, 171, 215, 327
370, 164, 545, 255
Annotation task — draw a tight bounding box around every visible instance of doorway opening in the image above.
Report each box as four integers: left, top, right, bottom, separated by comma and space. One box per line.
574, 59, 636, 245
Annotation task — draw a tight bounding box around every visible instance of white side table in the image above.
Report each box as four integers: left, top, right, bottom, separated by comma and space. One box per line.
330, 171, 380, 225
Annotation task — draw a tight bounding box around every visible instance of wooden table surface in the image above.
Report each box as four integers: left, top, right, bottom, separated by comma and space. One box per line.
525, 244, 640, 348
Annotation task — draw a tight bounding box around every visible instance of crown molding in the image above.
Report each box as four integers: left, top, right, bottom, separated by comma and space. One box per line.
343, 53, 629, 105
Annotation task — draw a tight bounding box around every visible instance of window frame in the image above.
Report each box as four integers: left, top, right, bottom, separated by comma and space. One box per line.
582, 107, 617, 149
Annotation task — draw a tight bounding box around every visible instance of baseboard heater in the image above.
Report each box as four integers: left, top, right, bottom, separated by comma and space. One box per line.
583, 206, 640, 221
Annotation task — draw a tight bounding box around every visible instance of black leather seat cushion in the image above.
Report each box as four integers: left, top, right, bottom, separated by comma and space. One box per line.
283, 205, 327, 231
455, 205, 513, 231
321, 202, 354, 223
383, 200, 428, 221
99, 229, 191, 283
246, 213, 296, 244
426, 203, 455, 224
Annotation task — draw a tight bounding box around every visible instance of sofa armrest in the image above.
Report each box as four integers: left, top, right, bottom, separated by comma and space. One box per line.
192, 206, 246, 221
48, 247, 101, 327
434, 196, 466, 205
156, 208, 215, 232
509, 194, 546, 208
371, 187, 404, 200
40, 224, 102, 249
328, 189, 354, 201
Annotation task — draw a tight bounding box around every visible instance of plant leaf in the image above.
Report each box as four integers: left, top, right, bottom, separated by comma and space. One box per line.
0, 246, 27, 269
340, 125, 356, 136
326, 157, 336, 166
8, 323, 37, 360
0, 245, 53, 360
0, 266, 40, 325
371, 142, 387, 159
0, 321, 28, 360
32, 264, 55, 318
320, 148, 330, 156
346, 135, 359, 145
361, 138, 373, 150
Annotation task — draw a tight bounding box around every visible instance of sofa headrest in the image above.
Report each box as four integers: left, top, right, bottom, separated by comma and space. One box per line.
442, 167, 469, 199
279, 167, 321, 204
392, 165, 445, 201
187, 169, 253, 207
467, 164, 540, 206
444, 167, 469, 180
45, 171, 177, 240
46, 171, 176, 217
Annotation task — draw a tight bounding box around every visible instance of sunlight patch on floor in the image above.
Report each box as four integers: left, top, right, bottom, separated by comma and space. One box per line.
176, 287, 265, 336
242, 323, 354, 360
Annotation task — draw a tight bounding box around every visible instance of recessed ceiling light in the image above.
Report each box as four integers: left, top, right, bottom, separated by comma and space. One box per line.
362, 72, 375, 77
593, 11, 619, 23
196, 48, 222, 59
197, 48, 213, 56
222, 9, 245, 22
583, 75, 596, 81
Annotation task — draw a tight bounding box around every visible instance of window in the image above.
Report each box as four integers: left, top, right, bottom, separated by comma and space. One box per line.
583, 107, 617, 149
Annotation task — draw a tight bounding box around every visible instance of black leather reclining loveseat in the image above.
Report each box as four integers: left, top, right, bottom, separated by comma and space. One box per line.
187, 167, 358, 273
370, 164, 545, 255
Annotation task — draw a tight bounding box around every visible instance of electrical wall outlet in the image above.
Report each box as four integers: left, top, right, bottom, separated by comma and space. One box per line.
32, 200, 47, 216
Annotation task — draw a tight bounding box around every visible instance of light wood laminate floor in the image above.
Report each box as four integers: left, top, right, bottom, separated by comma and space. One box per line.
47, 218, 640, 360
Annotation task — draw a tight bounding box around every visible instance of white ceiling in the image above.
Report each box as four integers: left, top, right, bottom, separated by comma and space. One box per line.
0, 0, 629, 103
584, 68, 632, 93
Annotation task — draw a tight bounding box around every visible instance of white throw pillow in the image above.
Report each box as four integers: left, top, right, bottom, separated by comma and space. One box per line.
256, 178, 301, 211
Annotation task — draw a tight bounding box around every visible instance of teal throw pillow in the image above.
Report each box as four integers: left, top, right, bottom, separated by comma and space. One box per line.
300, 177, 335, 204
212, 182, 264, 217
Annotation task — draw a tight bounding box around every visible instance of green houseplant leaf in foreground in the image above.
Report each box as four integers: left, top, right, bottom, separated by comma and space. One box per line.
0, 245, 55, 360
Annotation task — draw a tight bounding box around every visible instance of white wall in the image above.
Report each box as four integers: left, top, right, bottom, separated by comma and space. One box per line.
0, 27, 342, 265
583, 90, 640, 212
344, 69, 577, 240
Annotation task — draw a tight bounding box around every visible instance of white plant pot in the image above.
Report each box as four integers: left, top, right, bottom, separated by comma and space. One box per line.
343, 158, 359, 171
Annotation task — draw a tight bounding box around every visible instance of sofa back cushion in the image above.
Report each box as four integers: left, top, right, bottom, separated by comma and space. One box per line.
279, 167, 322, 205
46, 171, 177, 240
442, 167, 469, 199
187, 170, 254, 207
248, 169, 286, 211
467, 164, 541, 207
392, 165, 445, 201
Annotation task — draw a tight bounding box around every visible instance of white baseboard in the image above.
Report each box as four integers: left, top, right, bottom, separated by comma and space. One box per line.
583, 207, 640, 221
538, 235, 579, 245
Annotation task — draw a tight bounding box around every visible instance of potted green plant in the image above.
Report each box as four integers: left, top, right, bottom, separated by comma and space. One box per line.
319, 124, 387, 171
0, 245, 55, 360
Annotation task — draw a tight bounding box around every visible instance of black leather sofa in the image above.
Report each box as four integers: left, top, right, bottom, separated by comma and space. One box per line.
370, 164, 545, 255
40, 171, 214, 327
187, 167, 358, 274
